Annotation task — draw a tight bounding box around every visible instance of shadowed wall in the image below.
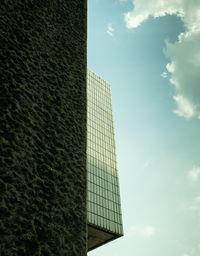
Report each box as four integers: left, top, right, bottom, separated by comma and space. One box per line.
0, 1, 87, 255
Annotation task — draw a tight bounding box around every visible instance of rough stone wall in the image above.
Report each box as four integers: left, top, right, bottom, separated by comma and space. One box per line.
0, 1, 87, 255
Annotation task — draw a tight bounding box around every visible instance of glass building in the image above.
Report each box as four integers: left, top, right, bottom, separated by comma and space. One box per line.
87, 69, 123, 251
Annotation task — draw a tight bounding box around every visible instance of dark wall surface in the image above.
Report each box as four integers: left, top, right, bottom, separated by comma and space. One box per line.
0, 1, 87, 255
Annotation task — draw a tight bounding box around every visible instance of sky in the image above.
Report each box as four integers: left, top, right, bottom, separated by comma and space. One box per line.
87, 1, 200, 256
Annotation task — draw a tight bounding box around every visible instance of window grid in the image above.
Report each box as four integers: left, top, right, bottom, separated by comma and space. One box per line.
87, 69, 123, 235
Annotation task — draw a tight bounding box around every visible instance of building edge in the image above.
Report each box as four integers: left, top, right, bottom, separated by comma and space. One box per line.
0, 1, 87, 255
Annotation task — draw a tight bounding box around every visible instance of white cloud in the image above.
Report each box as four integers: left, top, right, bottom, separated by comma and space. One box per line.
188, 166, 200, 182
173, 94, 196, 120
107, 24, 114, 36
129, 225, 156, 237
161, 71, 167, 78
124, 0, 200, 120
166, 61, 176, 73
124, 0, 185, 29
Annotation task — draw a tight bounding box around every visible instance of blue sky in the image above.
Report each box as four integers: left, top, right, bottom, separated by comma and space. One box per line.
87, 1, 200, 255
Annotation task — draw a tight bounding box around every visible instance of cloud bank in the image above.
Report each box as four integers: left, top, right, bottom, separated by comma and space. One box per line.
124, 0, 200, 120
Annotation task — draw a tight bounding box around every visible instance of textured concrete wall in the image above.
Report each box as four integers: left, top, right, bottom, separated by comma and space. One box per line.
0, 1, 87, 255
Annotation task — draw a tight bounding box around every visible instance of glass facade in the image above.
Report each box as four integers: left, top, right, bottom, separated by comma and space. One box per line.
87, 69, 123, 249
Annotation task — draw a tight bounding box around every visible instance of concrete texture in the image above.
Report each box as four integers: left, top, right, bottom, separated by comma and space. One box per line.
0, 1, 87, 255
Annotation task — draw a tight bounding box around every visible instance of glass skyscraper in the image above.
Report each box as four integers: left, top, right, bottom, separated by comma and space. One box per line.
87, 69, 123, 251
